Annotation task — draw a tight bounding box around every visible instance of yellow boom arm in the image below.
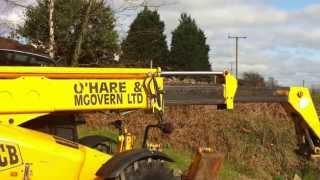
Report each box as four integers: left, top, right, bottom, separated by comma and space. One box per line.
0, 66, 163, 125
0, 67, 237, 126
283, 87, 320, 157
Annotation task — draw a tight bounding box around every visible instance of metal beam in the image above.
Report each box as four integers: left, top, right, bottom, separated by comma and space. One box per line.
164, 85, 289, 105
161, 71, 224, 76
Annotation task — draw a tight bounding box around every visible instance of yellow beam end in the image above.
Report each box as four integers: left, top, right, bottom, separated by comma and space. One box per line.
288, 87, 320, 138
224, 72, 238, 110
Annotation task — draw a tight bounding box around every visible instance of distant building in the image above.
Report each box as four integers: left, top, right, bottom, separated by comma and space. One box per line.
0, 37, 46, 55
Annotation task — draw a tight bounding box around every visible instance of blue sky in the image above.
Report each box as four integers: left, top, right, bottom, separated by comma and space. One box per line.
269, 0, 319, 10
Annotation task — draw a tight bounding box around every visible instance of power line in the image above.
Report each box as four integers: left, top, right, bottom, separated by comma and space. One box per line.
228, 35, 247, 79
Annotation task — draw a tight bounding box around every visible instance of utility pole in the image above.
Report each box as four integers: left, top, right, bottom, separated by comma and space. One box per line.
228, 35, 247, 79
229, 62, 233, 73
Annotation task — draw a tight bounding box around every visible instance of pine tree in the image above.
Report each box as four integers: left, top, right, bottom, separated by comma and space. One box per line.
121, 7, 169, 68
169, 13, 210, 70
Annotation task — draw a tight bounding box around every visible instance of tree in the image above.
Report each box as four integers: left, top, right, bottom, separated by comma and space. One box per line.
169, 13, 210, 71
266, 77, 278, 88
71, 0, 93, 66
48, 0, 55, 58
240, 72, 266, 87
18, 0, 119, 66
120, 7, 169, 68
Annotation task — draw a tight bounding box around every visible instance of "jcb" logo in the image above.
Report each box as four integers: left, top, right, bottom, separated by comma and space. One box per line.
0, 142, 23, 171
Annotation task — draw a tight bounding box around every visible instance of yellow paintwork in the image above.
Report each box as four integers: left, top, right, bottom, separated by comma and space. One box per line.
288, 87, 320, 138
0, 66, 163, 179
2, 65, 320, 177
223, 73, 238, 110
0, 66, 159, 77
144, 76, 164, 113
0, 66, 243, 179
117, 132, 135, 153
146, 143, 163, 152
0, 124, 111, 180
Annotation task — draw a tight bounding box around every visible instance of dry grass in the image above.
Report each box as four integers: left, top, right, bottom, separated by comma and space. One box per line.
81, 103, 318, 179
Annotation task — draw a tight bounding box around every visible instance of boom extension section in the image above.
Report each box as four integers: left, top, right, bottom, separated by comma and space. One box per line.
162, 71, 237, 110
166, 84, 320, 158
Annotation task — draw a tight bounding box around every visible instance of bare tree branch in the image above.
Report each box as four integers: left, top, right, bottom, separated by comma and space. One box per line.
72, 0, 95, 66
5, 0, 28, 8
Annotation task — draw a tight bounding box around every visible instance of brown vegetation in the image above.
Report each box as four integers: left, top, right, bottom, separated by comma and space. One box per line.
82, 103, 317, 179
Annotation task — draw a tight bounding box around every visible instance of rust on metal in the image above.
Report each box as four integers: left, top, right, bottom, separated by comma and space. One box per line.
184, 148, 224, 180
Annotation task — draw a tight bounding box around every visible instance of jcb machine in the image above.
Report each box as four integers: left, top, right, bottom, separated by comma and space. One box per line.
0, 66, 237, 179
0, 65, 320, 179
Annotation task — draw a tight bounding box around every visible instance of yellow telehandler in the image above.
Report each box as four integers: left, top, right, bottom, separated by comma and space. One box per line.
0, 50, 320, 179
0, 64, 237, 179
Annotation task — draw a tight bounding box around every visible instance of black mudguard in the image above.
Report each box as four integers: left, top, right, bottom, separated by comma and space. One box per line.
79, 135, 116, 148
96, 148, 174, 179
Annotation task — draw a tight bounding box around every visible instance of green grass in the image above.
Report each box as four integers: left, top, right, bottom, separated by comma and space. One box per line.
218, 161, 242, 179
78, 124, 319, 179
79, 127, 193, 172
78, 126, 256, 178
163, 146, 192, 171
78, 127, 118, 141
272, 164, 318, 180
300, 164, 319, 180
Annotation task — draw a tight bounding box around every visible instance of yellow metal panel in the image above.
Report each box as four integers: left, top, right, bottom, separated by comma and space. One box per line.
0, 124, 110, 180
223, 73, 238, 110
143, 76, 164, 113
0, 113, 48, 125
0, 76, 163, 125
78, 147, 111, 180
288, 87, 320, 138
0, 66, 160, 79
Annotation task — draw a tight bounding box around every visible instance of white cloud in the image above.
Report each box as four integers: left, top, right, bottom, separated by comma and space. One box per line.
154, 1, 320, 86
0, 0, 36, 35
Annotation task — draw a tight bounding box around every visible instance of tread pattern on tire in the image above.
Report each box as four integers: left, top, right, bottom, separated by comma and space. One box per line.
115, 159, 175, 180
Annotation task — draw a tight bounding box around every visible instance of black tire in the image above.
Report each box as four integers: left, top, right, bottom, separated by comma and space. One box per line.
116, 159, 176, 180
95, 143, 113, 154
